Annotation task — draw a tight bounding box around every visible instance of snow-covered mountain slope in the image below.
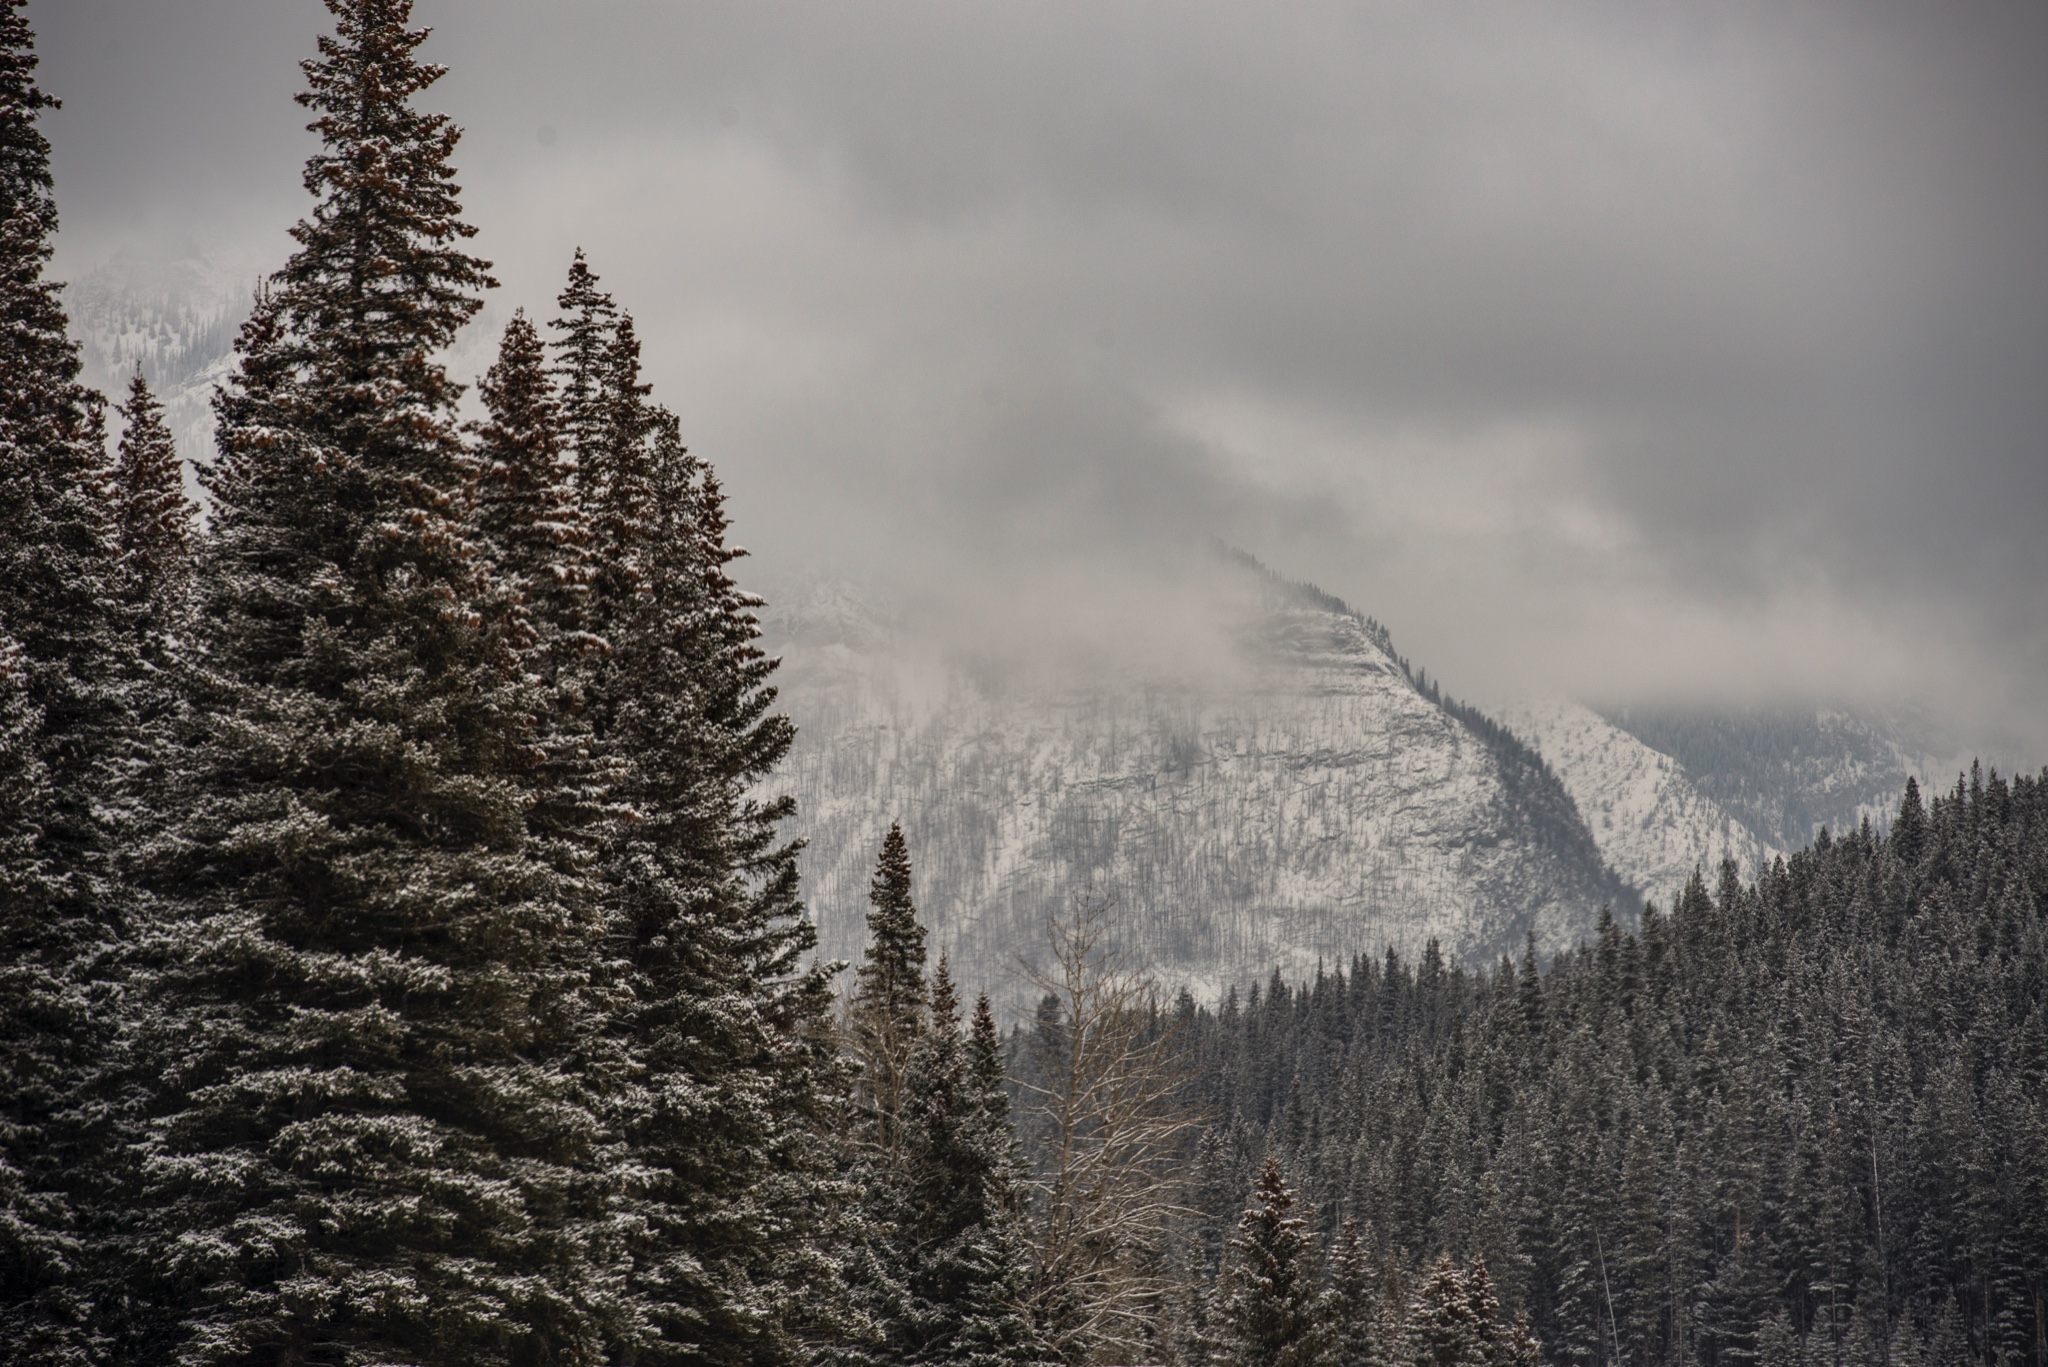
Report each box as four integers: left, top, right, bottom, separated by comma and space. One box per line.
1591, 703, 1952, 851
69, 250, 265, 483
765, 567, 1631, 1016
1498, 699, 1781, 903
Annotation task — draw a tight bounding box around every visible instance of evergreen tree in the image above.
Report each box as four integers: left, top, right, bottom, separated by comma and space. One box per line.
1405, 1257, 1484, 1367
850, 823, 929, 1161
1329, 1219, 1383, 1367
1501, 1313, 1542, 1367
1212, 1157, 1332, 1367
1891, 776, 1925, 868
562, 264, 844, 1363
550, 247, 620, 463
131, 4, 618, 1362
879, 961, 1048, 1367
471, 309, 606, 855
0, 626, 87, 1365
0, 7, 138, 1360
111, 368, 196, 637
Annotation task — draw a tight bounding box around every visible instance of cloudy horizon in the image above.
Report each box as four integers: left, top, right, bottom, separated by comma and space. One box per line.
36, 0, 2048, 763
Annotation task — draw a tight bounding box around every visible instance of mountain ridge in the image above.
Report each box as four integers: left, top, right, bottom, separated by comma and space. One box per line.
763, 554, 1635, 1017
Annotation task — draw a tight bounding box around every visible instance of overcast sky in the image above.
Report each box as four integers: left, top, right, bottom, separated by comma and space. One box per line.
36, 0, 2048, 757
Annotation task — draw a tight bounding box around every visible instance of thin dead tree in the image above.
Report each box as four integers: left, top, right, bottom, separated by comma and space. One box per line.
1020, 897, 1208, 1364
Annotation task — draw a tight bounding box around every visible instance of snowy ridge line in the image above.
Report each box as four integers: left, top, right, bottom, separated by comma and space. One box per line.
763, 563, 1629, 1022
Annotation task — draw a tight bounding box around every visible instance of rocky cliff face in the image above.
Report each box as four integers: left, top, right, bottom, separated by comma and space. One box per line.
764, 566, 1632, 1016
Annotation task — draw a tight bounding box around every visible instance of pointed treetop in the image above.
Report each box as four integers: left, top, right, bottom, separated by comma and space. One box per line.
930, 951, 960, 1036
859, 821, 927, 1003
0, 0, 57, 226
0, 0, 91, 440
1215, 1156, 1330, 1367
551, 247, 620, 454
1407, 1255, 1485, 1367
1894, 774, 1927, 866
969, 991, 1006, 1102
279, 0, 494, 390
112, 369, 196, 609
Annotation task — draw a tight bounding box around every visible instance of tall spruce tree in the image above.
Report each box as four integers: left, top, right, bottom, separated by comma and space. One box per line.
542, 253, 843, 1362
471, 309, 607, 858
131, 4, 618, 1363
1212, 1157, 1332, 1367
885, 962, 1047, 1367
1328, 1219, 1382, 1367
850, 823, 929, 1162
0, 626, 88, 1366
111, 368, 196, 639
550, 248, 619, 464
0, 7, 139, 1360
1405, 1257, 1484, 1367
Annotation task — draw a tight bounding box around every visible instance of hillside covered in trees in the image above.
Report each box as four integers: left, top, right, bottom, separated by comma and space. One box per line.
1169, 768, 2048, 1367
1, 3, 2043, 1367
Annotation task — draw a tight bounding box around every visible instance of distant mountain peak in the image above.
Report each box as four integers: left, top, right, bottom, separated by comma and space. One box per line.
763, 557, 1631, 1018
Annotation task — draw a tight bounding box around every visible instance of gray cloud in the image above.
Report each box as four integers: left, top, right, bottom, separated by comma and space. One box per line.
37, 0, 2048, 758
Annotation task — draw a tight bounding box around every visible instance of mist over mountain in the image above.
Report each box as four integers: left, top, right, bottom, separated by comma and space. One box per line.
66, 251, 2028, 1010
1592, 702, 1953, 853
761, 553, 1628, 1015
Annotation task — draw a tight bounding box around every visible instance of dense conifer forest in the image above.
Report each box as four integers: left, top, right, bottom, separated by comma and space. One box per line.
1169, 769, 2048, 1367
0, 4, 2043, 1366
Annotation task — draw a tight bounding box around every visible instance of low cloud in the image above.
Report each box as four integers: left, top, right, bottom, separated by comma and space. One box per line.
39, 0, 2048, 760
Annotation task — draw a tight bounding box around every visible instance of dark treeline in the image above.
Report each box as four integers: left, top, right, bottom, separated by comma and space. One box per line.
1171, 769, 2048, 1367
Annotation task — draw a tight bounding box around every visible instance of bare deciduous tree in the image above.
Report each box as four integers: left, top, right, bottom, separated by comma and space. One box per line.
1020, 898, 1208, 1365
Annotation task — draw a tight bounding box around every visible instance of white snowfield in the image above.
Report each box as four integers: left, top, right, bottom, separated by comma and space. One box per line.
1497, 698, 1782, 905
766, 577, 1624, 1018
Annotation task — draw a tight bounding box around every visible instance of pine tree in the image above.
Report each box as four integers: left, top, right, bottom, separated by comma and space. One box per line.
850, 822, 930, 1161
1891, 777, 1926, 869
131, 4, 618, 1362
0, 627, 87, 1365
559, 264, 845, 1363
1212, 1156, 1333, 1367
885, 962, 1047, 1367
1501, 1312, 1542, 1367
1329, 1219, 1383, 1367
0, 8, 139, 1360
471, 309, 606, 856
110, 368, 196, 637
1405, 1256, 1483, 1367
550, 247, 620, 463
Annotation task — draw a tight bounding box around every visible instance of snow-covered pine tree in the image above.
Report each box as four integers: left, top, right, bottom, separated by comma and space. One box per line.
130, 4, 618, 1362
557, 267, 843, 1362
1405, 1256, 1483, 1367
471, 309, 608, 857
850, 823, 929, 1162
1501, 1312, 1542, 1367
0, 7, 142, 1360
550, 247, 620, 464
1461, 1255, 1505, 1367
886, 961, 1047, 1367
0, 627, 87, 1366
1211, 1157, 1333, 1367
111, 368, 196, 641
1328, 1219, 1381, 1367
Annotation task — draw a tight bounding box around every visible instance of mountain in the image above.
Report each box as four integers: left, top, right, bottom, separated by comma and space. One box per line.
763, 558, 1633, 1016
1497, 698, 1782, 902
1590, 702, 1949, 852
68, 248, 264, 482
